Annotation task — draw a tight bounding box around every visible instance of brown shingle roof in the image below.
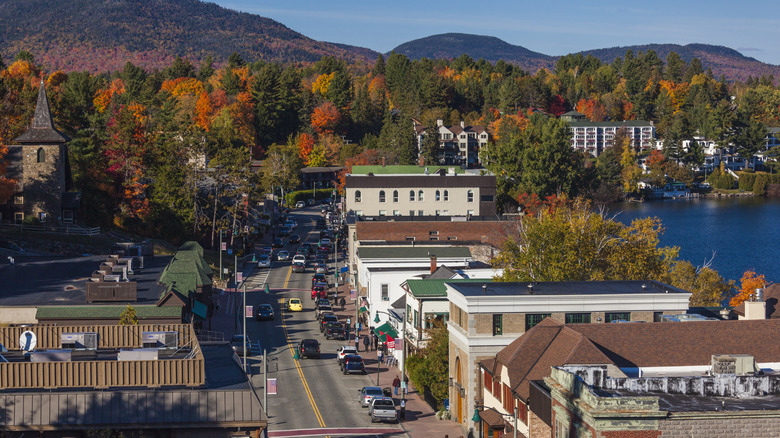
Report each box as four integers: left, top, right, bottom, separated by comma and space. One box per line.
14, 80, 68, 144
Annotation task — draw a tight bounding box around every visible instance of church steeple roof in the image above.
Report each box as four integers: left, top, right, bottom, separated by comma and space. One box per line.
13, 78, 69, 144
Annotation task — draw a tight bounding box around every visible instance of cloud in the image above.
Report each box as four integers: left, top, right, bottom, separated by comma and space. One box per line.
737, 47, 762, 52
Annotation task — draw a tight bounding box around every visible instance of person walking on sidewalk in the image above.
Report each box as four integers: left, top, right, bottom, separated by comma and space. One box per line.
355, 335, 360, 352
340, 297, 346, 310
392, 375, 401, 395
372, 332, 378, 351
363, 334, 370, 352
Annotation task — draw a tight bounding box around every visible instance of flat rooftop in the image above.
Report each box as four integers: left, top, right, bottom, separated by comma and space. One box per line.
450, 280, 689, 297
0, 255, 170, 306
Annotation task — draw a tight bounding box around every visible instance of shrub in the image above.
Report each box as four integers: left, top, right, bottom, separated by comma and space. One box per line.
753, 174, 768, 196
739, 172, 756, 191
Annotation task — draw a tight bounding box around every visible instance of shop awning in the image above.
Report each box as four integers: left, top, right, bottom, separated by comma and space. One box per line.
192, 300, 207, 320
373, 322, 398, 342
359, 306, 368, 314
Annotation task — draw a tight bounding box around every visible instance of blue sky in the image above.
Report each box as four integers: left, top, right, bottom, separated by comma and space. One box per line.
211, 0, 780, 65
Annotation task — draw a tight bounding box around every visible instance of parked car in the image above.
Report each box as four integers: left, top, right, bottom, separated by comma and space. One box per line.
325, 322, 347, 340
316, 305, 334, 320
337, 346, 358, 364
359, 386, 384, 406
295, 201, 306, 208
230, 335, 252, 356
289, 233, 301, 244
254, 304, 274, 321
319, 314, 338, 332
343, 355, 366, 374
257, 254, 272, 268
287, 298, 303, 312
276, 250, 291, 261
292, 262, 306, 273
298, 339, 320, 359
368, 397, 397, 423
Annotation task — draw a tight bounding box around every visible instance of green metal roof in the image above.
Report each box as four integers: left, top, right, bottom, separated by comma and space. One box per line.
36, 305, 181, 320
404, 278, 494, 298
358, 246, 471, 260
351, 165, 465, 175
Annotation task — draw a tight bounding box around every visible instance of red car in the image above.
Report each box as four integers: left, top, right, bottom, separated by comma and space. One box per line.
311, 283, 328, 300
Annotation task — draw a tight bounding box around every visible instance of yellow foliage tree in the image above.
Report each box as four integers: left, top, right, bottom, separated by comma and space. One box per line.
730, 270, 768, 307
312, 72, 334, 96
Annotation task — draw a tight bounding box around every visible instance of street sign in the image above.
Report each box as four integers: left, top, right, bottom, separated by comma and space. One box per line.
340, 266, 348, 273
246, 305, 253, 318
267, 378, 277, 395
227, 249, 233, 255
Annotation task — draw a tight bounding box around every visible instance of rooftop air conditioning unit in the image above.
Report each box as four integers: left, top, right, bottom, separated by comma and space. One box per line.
711, 354, 758, 376
142, 331, 178, 349
60, 332, 98, 350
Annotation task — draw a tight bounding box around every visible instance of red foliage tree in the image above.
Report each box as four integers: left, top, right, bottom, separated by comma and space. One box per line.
311, 102, 341, 135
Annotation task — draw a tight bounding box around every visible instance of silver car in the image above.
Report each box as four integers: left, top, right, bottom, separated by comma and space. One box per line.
277, 250, 291, 261
359, 386, 384, 408
257, 255, 272, 268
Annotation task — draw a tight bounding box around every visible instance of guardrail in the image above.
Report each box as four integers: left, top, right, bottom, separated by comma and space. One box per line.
0, 223, 101, 236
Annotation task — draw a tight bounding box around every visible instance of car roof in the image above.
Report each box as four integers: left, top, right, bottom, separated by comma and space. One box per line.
362, 386, 381, 391
289, 298, 301, 303
257, 304, 272, 308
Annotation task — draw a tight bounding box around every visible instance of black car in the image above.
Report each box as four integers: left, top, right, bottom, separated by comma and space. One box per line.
325, 322, 347, 340
230, 335, 252, 356
289, 234, 301, 244
319, 314, 339, 331
254, 304, 274, 321
272, 238, 286, 248
298, 339, 320, 359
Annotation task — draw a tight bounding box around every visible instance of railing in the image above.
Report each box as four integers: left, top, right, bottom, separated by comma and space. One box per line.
0, 223, 101, 236
194, 329, 226, 342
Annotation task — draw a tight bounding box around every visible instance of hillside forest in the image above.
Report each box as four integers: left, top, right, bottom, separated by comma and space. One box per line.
1, 50, 780, 244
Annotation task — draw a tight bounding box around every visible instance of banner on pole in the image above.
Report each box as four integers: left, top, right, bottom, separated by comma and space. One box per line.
246, 305, 253, 318
267, 378, 277, 395
350, 289, 357, 300
236, 272, 243, 283
395, 338, 403, 350
221, 242, 227, 251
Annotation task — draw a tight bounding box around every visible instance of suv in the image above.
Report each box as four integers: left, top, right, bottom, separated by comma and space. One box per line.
337, 346, 358, 364
325, 322, 346, 340
298, 339, 320, 359
319, 314, 339, 332
254, 304, 274, 321
289, 233, 301, 244
312, 273, 327, 287
343, 355, 366, 374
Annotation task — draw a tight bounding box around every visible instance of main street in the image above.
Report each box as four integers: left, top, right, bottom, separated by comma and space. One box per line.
234, 206, 404, 436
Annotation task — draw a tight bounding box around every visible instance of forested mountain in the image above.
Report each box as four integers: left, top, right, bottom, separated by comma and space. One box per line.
390, 33, 555, 72
392, 34, 780, 82
0, 0, 377, 72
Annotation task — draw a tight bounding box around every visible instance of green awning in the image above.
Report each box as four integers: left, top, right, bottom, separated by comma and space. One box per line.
373, 322, 398, 342
192, 300, 207, 320
359, 306, 368, 314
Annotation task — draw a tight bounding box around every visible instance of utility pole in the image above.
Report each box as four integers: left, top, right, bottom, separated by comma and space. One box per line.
264, 348, 268, 416
243, 282, 247, 372
219, 229, 223, 281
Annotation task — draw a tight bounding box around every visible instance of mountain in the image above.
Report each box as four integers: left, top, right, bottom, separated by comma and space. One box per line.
390, 33, 555, 72
576, 44, 780, 82
391, 34, 780, 82
0, 0, 378, 72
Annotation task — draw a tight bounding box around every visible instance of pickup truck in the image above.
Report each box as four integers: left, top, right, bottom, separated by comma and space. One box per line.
368, 397, 397, 423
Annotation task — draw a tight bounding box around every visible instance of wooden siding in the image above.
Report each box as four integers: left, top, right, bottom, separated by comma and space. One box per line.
0, 323, 195, 349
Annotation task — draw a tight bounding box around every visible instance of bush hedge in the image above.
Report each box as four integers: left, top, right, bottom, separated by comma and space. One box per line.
284, 188, 334, 206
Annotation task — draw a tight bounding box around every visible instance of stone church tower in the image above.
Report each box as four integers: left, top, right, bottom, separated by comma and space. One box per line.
10, 79, 70, 223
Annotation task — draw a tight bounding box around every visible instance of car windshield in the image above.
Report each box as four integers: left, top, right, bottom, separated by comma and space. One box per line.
365, 388, 382, 395
374, 400, 394, 407
259, 305, 272, 311
290, 299, 301, 304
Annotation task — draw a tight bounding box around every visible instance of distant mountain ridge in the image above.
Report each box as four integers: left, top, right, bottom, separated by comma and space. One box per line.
391, 34, 780, 82
0, 0, 378, 72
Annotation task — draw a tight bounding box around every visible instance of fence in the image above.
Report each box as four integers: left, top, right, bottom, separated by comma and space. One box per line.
0, 223, 101, 236
423, 387, 442, 411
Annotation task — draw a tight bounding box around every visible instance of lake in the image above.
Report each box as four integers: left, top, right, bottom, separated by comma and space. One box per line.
609, 197, 780, 284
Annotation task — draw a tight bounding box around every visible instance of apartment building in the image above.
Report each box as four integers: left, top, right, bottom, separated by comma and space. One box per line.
562, 110, 655, 157
413, 119, 489, 167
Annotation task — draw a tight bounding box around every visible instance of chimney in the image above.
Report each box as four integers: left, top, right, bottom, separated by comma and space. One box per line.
460, 121, 465, 129
382, 156, 386, 167
437, 119, 443, 127
430, 255, 437, 274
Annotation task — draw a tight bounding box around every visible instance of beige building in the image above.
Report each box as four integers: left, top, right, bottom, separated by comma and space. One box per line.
413, 119, 489, 167
446, 280, 691, 435
344, 165, 496, 218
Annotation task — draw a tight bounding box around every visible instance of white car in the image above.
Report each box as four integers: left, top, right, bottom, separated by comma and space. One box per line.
276, 250, 291, 261
257, 255, 272, 268
337, 346, 358, 363
292, 255, 306, 265
295, 201, 306, 208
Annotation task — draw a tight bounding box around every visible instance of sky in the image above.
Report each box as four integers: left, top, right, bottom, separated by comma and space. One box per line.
212, 0, 780, 65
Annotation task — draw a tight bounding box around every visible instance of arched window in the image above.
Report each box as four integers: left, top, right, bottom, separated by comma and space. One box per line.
379, 190, 386, 203
443, 190, 449, 201
355, 190, 362, 202
36, 148, 45, 163
418, 190, 424, 202
467, 190, 474, 203
409, 190, 415, 201
393, 190, 399, 202
435, 190, 441, 201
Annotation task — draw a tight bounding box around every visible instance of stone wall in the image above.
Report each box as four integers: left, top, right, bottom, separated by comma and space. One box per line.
658, 416, 780, 438
20, 144, 65, 220
529, 410, 551, 438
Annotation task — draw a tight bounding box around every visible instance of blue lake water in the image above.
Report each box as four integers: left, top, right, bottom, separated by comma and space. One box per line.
608, 197, 780, 284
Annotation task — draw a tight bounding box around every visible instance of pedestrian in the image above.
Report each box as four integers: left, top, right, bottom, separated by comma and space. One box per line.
355, 334, 360, 352
392, 375, 401, 395
400, 398, 406, 421
403, 375, 409, 395
340, 297, 346, 310
372, 332, 378, 350
363, 334, 370, 352
357, 322, 362, 336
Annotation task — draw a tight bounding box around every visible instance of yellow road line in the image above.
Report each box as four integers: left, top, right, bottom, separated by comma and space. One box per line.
280, 265, 327, 429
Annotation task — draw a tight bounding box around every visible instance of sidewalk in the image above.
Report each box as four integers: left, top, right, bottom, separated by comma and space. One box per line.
332, 283, 465, 438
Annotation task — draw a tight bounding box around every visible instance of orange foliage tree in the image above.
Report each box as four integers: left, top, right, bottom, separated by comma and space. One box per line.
337, 149, 383, 191
94, 78, 126, 113
730, 270, 768, 307
576, 98, 607, 122
311, 102, 341, 135
297, 133, 315, 164
194, 92, 213, 131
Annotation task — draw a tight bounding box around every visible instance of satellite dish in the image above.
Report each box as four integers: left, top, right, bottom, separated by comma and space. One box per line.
19, 330, 37, 352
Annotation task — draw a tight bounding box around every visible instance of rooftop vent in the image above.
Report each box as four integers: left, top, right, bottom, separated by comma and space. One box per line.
527, 283, 534, 294
60, 332, 98, 350
711, 354, 758, 376
142, 331, 178, 349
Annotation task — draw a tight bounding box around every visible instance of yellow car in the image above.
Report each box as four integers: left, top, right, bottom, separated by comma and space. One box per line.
287, 298, 303, 312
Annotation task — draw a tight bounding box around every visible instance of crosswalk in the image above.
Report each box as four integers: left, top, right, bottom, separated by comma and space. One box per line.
243, 263, 272, 291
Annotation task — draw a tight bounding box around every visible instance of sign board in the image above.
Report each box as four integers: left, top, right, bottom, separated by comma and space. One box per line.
350, 289, 357, 300
340, 266, 349, 273
223, 268, 229, 274
387, 340, 395, 350
221, 242, 227, 251
246, 305, 253, 318
267, 378, 277, 395
227, 249, 233, 255
236, 272, 243, 283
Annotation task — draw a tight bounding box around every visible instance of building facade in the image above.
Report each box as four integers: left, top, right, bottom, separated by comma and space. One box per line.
569, 121, 655, 157
413, 119, 489, 167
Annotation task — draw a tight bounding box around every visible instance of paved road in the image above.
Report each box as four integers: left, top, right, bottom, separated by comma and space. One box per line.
237, 206, 404, 436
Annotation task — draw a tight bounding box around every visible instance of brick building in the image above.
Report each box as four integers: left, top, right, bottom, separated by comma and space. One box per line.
2, 80, 79, 224
447, 281, 691, 435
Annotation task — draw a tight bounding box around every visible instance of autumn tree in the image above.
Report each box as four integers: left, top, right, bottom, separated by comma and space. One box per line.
665, 260, 734, 307
311, 101, 341, 135
730, 270, 768, 307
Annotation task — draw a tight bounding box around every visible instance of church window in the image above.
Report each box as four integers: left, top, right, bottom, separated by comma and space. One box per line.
37, 148, 45, 163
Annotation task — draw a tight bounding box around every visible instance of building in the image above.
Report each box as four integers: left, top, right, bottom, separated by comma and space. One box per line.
0, 323, 267, 436
568, 119, 655, 157
1, 80, 79, 224
447, 280, 691, 434
300, 166, 344, 190
344, 165, 496, 218
413, 119, 489, 167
